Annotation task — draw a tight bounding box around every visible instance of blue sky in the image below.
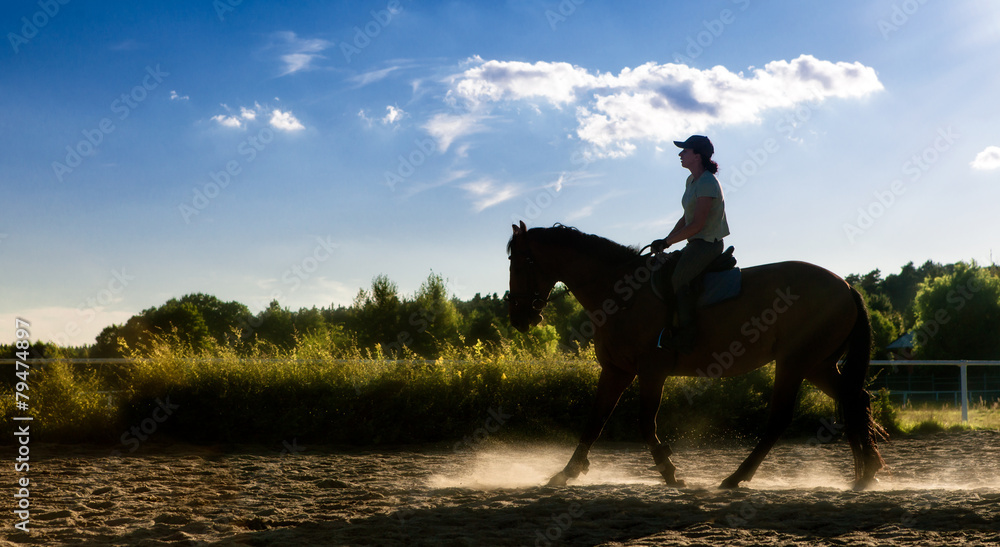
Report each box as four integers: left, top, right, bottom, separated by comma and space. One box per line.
2, 0, 999, 346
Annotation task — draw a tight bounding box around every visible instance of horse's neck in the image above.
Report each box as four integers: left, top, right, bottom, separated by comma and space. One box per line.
539, 250, 620, 313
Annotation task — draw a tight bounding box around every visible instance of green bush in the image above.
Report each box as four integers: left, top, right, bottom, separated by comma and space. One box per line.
871, 388, 900, 436
0, 336, 886, 447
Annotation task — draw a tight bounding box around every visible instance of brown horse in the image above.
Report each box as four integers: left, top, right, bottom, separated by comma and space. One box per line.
507, 222, 886, 490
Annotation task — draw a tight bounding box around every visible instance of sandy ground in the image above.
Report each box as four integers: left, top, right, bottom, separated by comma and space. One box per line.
3, 430, 999, 546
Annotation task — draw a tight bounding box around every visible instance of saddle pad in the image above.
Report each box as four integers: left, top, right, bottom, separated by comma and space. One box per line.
697, 267, 742, 307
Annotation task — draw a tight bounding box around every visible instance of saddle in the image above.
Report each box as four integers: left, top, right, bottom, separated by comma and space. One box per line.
651, 246, 741, 307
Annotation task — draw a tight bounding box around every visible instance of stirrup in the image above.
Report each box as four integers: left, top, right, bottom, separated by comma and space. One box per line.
656, 327, 677, 350
656, 327, 671, 349
657, 326, 694, 352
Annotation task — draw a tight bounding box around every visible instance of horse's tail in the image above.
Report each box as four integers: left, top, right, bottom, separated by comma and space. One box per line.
839, 287, 886, 484
841, 287, 873, 397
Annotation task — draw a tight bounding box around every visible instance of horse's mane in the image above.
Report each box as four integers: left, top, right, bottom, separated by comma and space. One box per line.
508, 223, 641, 264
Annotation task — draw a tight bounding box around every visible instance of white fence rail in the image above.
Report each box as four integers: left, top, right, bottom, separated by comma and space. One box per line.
870, 360, 1000, 422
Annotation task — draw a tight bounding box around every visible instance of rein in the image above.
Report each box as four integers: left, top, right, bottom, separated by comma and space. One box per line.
510, 236, 664, 312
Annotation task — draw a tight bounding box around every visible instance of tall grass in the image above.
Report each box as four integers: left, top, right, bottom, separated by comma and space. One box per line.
2, 334, 902, 447
894, 400, 1000, 433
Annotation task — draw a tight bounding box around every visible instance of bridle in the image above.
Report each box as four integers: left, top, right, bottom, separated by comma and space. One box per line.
508, 245, 549, 311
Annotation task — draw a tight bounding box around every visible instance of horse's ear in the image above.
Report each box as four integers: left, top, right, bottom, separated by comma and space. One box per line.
519, 220, 527, 233
512, 223, 520, 235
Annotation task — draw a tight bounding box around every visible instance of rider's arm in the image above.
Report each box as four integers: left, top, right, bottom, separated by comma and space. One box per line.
665, 197, 713, 246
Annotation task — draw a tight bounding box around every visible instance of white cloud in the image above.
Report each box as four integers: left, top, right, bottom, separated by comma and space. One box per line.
211, 114, 243, 128
211, 103, 263, 129
270, 109, 305, 131
423, 112, 488, 152
460, 178, 521, 211
382, 105, 406, 125
402, 169, 473, 199
169, 90, 189, 101
358, 109, 374, 127
552, 173, 566, 193
453, 57, 601, 106
971, 146, 1000, 170
446, 54, 884, 158
211, 103, 304, 131
274, 31, 331, 76
350, 66, 402, 87
358, 107, 404, 127
565, 191, 623, 222
566, 203, 595, 222
281, 53, 317, 75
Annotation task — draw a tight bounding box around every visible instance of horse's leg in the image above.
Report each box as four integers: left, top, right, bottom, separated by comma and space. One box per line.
843, 388, 886, 491
720, 361, 804, 489
805, 362, 886, 490
638, 363, 685, 487
547, 366, 635, 486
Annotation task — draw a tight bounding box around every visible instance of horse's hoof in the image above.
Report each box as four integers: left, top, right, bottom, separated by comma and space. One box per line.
666, 478, 686, 488
719, 476, 742, 489
852, 476, 879, 491
547, 472, 569, 487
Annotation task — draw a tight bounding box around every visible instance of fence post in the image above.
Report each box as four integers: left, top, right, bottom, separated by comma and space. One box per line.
960, 363, 968, 423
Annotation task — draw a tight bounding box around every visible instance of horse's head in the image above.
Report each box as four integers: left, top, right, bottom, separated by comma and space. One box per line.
507, 221, 556, 333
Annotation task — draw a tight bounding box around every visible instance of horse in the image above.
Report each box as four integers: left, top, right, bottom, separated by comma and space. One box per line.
507, 221, 886, 490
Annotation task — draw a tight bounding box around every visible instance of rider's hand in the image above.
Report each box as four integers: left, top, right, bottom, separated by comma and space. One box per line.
650, 239, 669, 253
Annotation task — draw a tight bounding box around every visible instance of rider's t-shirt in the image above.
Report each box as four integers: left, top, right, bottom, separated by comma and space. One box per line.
681, 171, 730, 242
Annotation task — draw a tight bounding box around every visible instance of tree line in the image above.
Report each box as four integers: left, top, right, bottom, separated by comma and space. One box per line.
15, 261, 1000, 361
848, 260, 1000, 360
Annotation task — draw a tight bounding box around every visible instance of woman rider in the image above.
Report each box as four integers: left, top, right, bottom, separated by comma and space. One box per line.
650, 135, 730, 352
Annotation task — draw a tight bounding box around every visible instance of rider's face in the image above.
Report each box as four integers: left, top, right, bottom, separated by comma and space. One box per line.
678, 148, 700, 172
